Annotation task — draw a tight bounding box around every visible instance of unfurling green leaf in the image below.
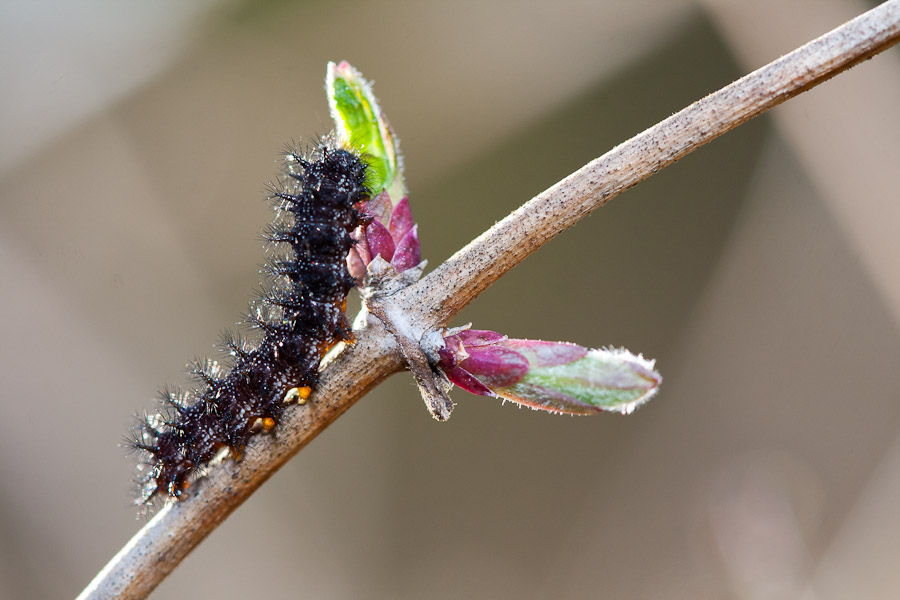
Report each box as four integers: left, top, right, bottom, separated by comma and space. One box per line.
326, 61, 404, 202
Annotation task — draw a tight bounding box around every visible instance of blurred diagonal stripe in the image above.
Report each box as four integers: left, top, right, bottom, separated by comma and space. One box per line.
702, 0, 900, 327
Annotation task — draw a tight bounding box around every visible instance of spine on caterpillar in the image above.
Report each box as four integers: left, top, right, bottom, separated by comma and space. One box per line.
131, 143, 369, 504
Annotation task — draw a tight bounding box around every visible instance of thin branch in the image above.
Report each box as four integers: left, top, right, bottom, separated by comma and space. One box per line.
79, 2, 900, 598
81, 313, 406, 600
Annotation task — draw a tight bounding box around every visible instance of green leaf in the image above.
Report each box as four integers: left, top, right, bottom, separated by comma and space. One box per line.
497, 348, 661, 415
326, 61, 404, 200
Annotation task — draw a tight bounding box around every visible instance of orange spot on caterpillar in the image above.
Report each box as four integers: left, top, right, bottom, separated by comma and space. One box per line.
284, 386, 312, 405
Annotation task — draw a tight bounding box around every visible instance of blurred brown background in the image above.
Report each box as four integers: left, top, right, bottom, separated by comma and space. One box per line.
2, 1, 899, 598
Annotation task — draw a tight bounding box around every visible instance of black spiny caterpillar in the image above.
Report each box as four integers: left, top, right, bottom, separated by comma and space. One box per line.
131, 143, 369, 504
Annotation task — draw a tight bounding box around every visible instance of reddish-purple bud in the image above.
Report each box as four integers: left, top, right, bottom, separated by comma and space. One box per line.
388, 196, 414, 240
349, 193, 423, 280
364, 191, 393, 226
438, 328, 661, 415
364, 219, 395, 262
439, 330, 527, 396
391, 225, 420, 271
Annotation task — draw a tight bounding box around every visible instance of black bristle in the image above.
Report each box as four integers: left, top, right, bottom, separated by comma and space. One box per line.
130, 143, 369, 505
